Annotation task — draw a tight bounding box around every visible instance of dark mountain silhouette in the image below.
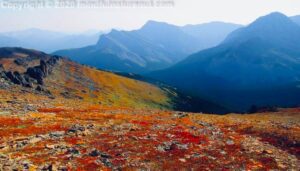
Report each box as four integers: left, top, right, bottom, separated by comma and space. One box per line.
0, 47, 49, 59
54, 21, 241, 73
149, 12, 300, 111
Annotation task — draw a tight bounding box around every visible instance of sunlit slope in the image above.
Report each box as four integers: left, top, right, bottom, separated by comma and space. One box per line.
46, 59, 173, 109
0, 47, 172, 109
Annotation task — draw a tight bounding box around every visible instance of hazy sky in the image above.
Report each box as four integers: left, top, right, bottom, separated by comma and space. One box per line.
0, 0, 300, 33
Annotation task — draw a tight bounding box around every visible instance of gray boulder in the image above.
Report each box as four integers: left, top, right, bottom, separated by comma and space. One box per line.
26, 67, 45, 85
5, 71, 32, 87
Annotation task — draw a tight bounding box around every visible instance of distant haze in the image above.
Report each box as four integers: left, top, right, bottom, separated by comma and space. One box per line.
0, 0, 300, 33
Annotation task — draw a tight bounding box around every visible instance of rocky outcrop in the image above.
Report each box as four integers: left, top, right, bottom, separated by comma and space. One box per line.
26, 56, 59, 85
5, 71, 33, 88
26, 66, 45, 85
0, 56, 60, 90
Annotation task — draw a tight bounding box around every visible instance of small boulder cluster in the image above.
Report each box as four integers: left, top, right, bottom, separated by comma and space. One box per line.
26, 56, 59, 85
2, 70, 33, 88
0, 56, 60, 89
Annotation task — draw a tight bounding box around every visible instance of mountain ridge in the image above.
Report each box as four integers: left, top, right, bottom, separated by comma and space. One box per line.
149, 12, 300, 111
54, 21, 241, 73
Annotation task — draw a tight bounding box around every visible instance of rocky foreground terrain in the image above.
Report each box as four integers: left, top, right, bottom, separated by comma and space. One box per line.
0, 103, 299, 170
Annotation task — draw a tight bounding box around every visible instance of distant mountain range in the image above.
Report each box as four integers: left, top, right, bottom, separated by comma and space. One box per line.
54, 21, 242, 73
0, 28, 103, 53
149, 12, 300, 111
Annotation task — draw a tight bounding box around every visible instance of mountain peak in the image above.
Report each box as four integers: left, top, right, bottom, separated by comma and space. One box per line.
141, 20, 176, 30
249, 12, 292, 28
223, 12, 300, 45
265, 11, 287, 17
109, 29, 121, 34
251, 12, 289, 25
144, 20, 166, 26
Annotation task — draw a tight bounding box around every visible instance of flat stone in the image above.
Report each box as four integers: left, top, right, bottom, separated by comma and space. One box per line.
226, 140, 235, 145
49, 131, 65, 138
45, 144, 55, 149
29, 137, 42, 144
264, 149, 273, 154
179, 158, 186, 162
